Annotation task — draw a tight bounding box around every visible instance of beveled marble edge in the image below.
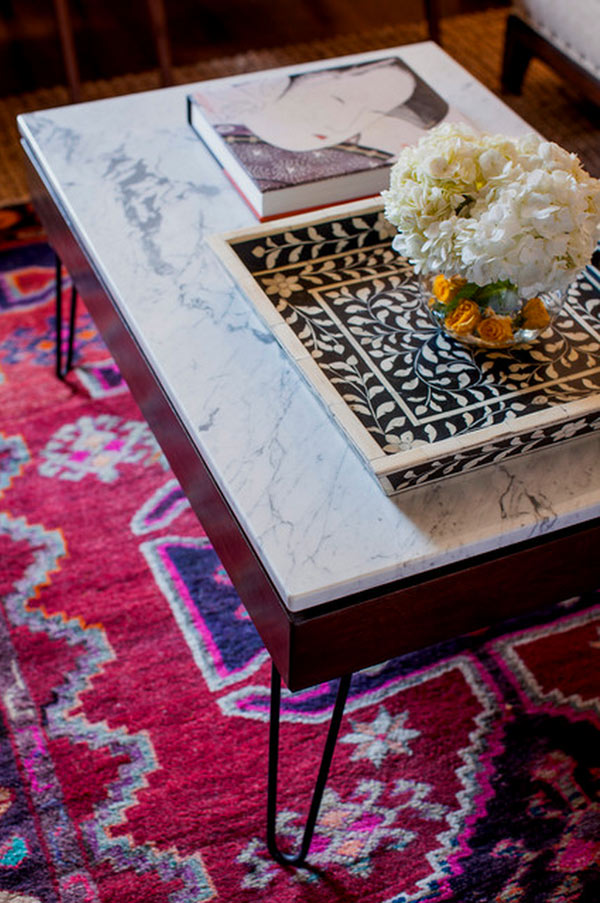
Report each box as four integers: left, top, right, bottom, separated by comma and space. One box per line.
284, 462, 600, 607
18, 42, 600, 614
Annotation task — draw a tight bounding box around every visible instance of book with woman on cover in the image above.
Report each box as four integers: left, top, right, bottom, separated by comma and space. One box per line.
187, 52, 468, 220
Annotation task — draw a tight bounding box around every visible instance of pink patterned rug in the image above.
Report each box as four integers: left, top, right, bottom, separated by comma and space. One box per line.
1, 204, 599, 903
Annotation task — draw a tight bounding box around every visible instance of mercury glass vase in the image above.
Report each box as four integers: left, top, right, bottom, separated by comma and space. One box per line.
419, 273, 565, 349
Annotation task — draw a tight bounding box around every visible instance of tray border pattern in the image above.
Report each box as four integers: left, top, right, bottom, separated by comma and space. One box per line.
210, 199, 600, 494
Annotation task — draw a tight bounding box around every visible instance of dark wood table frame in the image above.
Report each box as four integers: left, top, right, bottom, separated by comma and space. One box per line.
24, 138, 600, 864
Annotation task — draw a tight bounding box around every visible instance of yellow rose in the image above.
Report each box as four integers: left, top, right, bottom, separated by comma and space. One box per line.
444, 299, 481, 335
522, 297, 550, 330
477, 315, 514, 344
432, 274, 467, 304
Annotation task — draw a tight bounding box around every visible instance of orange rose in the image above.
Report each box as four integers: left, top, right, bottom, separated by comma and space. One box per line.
477, 315, 514, 344
432, 274, 467, 304
522, 297, 550, 330
444, 299, 481, 335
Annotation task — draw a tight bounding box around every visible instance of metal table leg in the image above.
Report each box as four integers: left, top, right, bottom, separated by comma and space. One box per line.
266, 660, 352, 867
65, 282, 78, 373
55, 254, 78, 379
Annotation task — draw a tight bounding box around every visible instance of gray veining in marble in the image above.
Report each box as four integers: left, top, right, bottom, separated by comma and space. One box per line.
18, 43, 600, 611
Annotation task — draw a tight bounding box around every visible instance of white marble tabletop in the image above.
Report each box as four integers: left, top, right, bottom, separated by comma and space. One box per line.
18, 43, 600, 612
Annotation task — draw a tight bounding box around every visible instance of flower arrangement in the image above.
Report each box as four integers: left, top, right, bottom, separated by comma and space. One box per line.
382, 124, 600, 346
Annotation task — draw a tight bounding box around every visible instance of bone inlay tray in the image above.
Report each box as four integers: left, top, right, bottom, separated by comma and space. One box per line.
212, 200, 600, 495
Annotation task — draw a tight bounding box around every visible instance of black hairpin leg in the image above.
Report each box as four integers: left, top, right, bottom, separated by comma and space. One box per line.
267, 661, 352, 867
55, 255, 78, 379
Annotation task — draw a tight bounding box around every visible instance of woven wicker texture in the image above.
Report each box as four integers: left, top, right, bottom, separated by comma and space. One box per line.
1, 8, 598, 204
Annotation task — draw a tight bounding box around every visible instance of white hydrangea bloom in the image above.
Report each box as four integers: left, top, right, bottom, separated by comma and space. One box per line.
381, 124, 600, 295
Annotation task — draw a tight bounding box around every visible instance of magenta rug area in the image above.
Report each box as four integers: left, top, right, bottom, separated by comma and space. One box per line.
1, 203, 599, 903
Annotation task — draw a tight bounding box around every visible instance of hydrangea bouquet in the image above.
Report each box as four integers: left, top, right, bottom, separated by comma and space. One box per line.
382, 124, 600, 347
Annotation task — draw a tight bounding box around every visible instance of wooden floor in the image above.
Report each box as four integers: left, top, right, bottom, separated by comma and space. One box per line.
0, 0, 507, 96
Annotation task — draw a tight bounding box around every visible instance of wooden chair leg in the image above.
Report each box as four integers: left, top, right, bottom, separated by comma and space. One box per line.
52, 0, 81, 102
501, 13, 533, 94
146, 0, 173, 86
423, 0, 441, 45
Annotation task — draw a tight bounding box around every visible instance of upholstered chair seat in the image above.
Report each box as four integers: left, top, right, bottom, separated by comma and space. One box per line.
502, 0, 600, 106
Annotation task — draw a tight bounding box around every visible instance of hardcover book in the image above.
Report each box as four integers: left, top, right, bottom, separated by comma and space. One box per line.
187, 53, 467, 220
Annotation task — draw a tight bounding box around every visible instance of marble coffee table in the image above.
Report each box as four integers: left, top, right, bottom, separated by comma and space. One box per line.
18, 42, 600, 864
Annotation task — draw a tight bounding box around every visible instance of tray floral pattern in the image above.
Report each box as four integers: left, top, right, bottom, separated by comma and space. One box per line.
213, 203, 600, 494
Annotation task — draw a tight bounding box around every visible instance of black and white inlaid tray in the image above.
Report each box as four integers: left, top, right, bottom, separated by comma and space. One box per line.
211, 200, 600, 495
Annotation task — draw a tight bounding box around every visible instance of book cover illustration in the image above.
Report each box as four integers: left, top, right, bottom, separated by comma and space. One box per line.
189, 57, 452, 195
